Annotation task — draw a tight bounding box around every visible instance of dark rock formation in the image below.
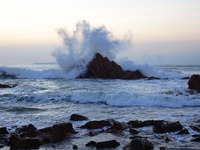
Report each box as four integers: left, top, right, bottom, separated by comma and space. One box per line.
0, 83, 17, 88
9, 134, 41, 149
153, 121, 183, 133
9, 122, 76, 149
96, 140, 120, 149
191, 135, 200, 142
129, 128, 139, 134
0, 127, 9, 134
125, 137, 153, 150
177, 128, 189, 135
86, 140, 120, 149
38, 123, 77, 143
128, 120, 183, 133
106, 121, 127, 133
188, 74, 200, 92
79, 53, 145, 79
70, 114, 89, 121
85, 141, 97, 147
80, 120, 112, 129
190, 125, 200, 132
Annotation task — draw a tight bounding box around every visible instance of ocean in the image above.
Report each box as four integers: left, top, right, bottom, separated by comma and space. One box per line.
0, 64, 200, 149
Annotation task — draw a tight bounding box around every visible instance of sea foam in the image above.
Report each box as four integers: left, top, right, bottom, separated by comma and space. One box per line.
0, 21, 187, 79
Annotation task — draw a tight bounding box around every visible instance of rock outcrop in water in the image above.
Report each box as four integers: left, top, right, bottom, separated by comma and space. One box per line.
79, 53, 145, 79
0, 83, 17, 88
188, 74, 200, 92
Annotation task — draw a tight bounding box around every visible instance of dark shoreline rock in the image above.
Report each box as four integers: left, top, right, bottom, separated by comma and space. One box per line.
80, 120, 112, 129
70, 114, 89, 121
0, 83, 17, 88
0, 116, 198, 149
188, 74, 200, 92
79, 53, 146, 80
9, 122, 76, 149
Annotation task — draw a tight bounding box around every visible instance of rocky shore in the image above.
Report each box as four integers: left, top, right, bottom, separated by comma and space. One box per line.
1, 114, 200, 149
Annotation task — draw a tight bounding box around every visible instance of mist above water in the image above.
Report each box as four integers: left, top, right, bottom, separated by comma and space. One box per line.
52, 21, 133, 78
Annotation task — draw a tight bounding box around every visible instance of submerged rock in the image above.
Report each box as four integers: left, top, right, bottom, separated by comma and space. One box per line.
80, 120, 112, 129
188, 74, 200, 92
0, 83, 17, 88
85, 140, 120, 149
79, 53, 145, 79
124, 137, 153, 150
96, 140, 120, 149
153, 121, 183, 133
70, 114, 89, 121
0, 127, 9, 135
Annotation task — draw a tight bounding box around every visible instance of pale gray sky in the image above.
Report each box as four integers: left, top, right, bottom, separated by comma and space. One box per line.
0, 0, 200, 65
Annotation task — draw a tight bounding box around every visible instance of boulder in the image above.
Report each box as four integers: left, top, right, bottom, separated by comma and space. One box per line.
9, 122, 76, 149
106, 121, 127, 133
125, 137, 153, 150
177, 128, 189, 135
79, 53, 145, 80
38, 122, 77, 143
153, 121, 183, 133
0, 127, 9, 134
80, 120, 112, 129
190, 125, 200, 132
95, 140, 120, 149
128, 120, 183, 133
188, 74, 200, 92
9, 134, 41, 149
70, 114, 88, 121
0, 83, 17, 88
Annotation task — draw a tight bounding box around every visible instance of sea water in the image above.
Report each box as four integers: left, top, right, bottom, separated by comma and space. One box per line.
0, 65, 200, 149
1, 21, 200, 149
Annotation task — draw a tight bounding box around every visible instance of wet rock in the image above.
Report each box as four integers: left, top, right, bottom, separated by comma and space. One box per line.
0, 83, 16, 88
191, 137, 200, 142
9, 133, 41, 149
38, 122, 77, 143
164, 135, 172, 142
182, 77, 190, 80
70, 114, 88, 121
79, 53, 145, 80
190, 125, 200, 132
95, 140, 120, 149
9, 122, 77, 149
125, 137, 153, 150
147, 76, 160, 80
129, 128, 139, 134
0, 127, 9, 134
128, 120, 163, 128
85, 141, 96, 147
80, 120, 112, 129
177, 128, 189, 135
188, 74, 200, 92
106, 121, 127, 133
15, 124, 37, 134
73, 144, 78, 149
153, 121, 183, 133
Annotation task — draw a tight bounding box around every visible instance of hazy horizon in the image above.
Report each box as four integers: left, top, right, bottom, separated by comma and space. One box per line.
0, 0, 200, 65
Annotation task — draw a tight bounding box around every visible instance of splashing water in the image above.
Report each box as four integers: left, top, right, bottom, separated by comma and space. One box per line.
52, 21, 131, 78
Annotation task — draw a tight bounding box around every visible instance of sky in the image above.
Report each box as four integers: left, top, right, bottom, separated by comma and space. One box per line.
0, 0, 200, 65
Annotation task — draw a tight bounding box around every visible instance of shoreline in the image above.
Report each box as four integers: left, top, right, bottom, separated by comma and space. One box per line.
1, 114, 200, 149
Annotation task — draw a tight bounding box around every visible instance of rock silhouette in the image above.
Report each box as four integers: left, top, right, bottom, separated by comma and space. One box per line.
79, 53, 145, 79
